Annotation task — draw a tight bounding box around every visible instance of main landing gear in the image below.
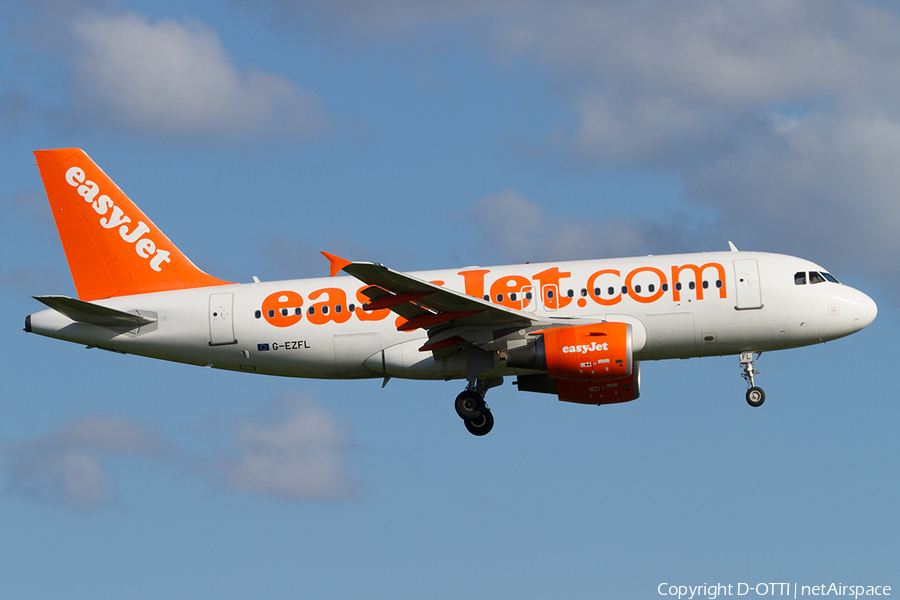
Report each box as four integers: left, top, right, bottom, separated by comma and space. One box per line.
740, 351, 766, 407
454, 377, 501, 436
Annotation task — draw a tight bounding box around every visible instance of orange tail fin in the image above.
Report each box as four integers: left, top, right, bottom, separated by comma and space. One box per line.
34, 148, 232, 301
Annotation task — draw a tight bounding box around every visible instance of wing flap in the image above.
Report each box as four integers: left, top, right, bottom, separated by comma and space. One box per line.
327, 254, 538, 331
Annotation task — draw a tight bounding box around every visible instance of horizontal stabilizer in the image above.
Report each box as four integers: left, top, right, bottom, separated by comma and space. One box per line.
34, 295, 157, 328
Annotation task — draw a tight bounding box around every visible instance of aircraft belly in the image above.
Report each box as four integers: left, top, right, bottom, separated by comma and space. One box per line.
334, 332, 383, 377
641, 312, 696, 359
365, 338, 467, 379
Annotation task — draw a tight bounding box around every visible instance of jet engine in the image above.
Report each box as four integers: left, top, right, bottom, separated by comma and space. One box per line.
507, 322, 640, 405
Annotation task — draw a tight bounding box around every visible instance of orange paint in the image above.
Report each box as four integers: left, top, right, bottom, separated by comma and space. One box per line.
586, 269, 622, 306
397, 311, 481, 332
353, 287, 392, 321
489, 275, 531, 310
624, 266, 667, 304
262, 291, 304, 327
671, 263, 727, 302
34, 148, 232, 300
540, 322, 631, 381
556, 375, 639, 405
257, 262, 730, 329
307, 287, 353, 325
533, 267, 572, 309
321, 251, 353, 277
458, 269, 490, 299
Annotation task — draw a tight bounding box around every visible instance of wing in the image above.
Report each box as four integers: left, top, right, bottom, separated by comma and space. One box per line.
322, 252, 539, 354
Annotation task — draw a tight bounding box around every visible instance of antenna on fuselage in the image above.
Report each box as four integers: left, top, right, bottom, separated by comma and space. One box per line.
728, 241, 739, 252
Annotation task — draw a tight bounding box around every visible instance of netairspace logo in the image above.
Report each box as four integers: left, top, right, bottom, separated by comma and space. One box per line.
657, 582, 892, 600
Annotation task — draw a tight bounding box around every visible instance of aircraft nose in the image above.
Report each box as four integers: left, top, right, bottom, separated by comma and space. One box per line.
852, 290, 877, 332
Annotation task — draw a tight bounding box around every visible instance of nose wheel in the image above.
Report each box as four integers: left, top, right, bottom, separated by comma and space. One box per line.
740, 352, 765, 407
746, 386, 765, 407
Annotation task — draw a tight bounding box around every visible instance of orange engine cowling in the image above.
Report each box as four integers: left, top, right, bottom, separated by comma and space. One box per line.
555, 364, 640, 404
513, 363, 641, 405
506, 322, 633, 382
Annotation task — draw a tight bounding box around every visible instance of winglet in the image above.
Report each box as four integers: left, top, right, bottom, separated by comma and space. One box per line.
321, 251, 353, 277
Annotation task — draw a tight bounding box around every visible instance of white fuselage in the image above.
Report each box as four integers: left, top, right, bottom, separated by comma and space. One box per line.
27, 251, 877, 381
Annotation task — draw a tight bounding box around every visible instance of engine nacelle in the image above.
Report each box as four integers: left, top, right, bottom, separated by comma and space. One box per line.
514, 363, 641, 405
506, 322, 633, 382
556, 363, 640, 404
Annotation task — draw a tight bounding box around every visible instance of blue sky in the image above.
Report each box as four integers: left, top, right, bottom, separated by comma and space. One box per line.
1, 1, 897, 598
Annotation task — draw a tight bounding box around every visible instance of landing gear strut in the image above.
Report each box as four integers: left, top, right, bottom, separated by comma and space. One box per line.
740, 351, 765, 407
455, 377, 501, 436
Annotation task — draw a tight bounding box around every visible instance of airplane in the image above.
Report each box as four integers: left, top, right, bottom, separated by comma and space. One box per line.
25, 148, 878, 436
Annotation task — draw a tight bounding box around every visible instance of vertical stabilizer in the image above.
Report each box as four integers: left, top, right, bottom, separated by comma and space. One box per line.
34, 148, 232, 300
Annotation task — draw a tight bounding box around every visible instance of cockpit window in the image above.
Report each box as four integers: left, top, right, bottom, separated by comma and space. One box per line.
809, 271, 827, 284
822, 272, 840, 284
794, 272, 807, 285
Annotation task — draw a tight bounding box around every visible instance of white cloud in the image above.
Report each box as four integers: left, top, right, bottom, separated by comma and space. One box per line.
2, 415, 167, 510
69, 12, 329, 139
283, 0, 900, 284
2, 397, 354, 509
213, 393, 353, 501
469, 188, 700, 264
483, 1, 900, 164
687, 113, 900, 281
240, 0, 497, 39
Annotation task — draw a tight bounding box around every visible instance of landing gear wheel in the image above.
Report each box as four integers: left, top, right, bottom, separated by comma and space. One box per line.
455, 390, 485, 420
746, 387, 765, 407
464, 410, 494, 436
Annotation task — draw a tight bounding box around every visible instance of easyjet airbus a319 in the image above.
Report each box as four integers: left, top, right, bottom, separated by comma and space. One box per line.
25, 149, 877, 435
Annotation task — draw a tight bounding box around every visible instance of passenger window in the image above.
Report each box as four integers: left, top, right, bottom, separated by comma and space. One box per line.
702, 281, 709, 289
607, 287, 614, 296
581, 288, 588, 297
634, 284, 642, 293
794, 272, 807, 285
689, 281, 695, 290
648, 284, 655, 293
809, 271, 826, 284
255, 310, 261, 319
567, 289, 574, 298
662, 283, 669, 292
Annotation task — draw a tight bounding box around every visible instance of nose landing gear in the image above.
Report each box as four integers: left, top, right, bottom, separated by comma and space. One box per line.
740, 351, 765, 407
